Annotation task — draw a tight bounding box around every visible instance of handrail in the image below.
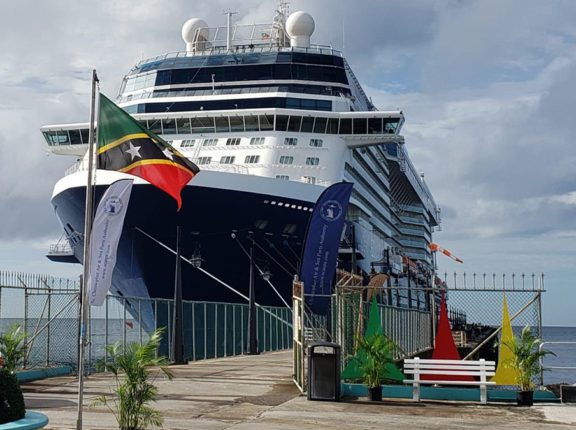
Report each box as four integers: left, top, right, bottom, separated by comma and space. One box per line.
539, 341, 576, 386
134, 45, 343, 70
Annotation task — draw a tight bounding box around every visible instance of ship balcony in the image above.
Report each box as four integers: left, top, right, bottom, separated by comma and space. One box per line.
46, 242, 77, 263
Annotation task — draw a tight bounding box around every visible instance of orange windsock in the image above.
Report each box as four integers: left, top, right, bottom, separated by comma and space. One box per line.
428, 242, 463, 263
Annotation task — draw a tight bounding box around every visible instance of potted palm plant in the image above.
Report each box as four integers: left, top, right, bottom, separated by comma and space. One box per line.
0, 324, 27, 373
504, 326, 555, 406
94, 328, 173, 429
356, 333, 397, 401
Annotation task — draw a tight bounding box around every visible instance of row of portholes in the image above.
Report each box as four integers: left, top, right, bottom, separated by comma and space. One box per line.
263, 199, 313, 212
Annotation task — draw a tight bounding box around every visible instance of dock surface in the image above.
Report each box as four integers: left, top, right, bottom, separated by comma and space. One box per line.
22, 350, 576, 429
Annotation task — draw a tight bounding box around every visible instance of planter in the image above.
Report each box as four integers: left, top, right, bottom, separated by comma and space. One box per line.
516, 390, 534, 406
369, 387, 382, 402
0, 411, 49, 430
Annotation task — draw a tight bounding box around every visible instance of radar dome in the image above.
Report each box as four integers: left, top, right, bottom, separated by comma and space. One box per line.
181, 18, 209, 52
286, 11, 315, 48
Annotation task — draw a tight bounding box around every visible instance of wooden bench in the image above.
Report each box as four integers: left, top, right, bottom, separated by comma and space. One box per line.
403, 358, 496, 404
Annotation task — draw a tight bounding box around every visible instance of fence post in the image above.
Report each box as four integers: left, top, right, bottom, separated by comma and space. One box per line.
105, 296, 109, 366
23, 276, 29, 369
46, 281, 52, 367
538, 285, 544, 386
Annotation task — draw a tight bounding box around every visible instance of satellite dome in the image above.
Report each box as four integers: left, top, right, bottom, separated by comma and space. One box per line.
286, 11, 315, 48
182, 18, 209, 51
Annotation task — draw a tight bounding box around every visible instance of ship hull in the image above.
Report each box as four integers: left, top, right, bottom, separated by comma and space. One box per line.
51, 171, 320, 316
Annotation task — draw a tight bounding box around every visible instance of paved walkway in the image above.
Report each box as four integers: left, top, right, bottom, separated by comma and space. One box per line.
22, 350, 576, 429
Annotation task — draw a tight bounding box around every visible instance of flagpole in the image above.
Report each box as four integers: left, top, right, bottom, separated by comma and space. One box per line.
77, 69, 99, 430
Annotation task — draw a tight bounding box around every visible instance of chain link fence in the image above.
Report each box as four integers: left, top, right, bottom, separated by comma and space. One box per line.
293, 271, 544, 392
0, 270, 293, 372
441, 272, 544, 364
332, 286, 433, 366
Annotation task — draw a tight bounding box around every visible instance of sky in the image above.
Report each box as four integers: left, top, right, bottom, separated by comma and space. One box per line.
0, 0, 574, 325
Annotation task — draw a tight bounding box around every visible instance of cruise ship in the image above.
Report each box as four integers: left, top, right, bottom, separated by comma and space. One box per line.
42, 4, 440, 330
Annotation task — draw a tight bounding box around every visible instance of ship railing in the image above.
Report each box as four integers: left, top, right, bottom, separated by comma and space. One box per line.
64, 160, 88, 175
134, 44, 342, 70
48, 242, 73, 256
539, 341, 576, 386
397, 144, 439, 220
192, 161, 250, 175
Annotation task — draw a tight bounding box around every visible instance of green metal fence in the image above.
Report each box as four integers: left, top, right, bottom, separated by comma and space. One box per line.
0, 270, 293, 372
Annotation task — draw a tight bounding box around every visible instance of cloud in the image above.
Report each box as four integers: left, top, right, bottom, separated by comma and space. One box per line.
0, 1, 574, 324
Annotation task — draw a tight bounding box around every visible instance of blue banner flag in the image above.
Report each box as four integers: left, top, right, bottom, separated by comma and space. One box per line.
299, 182, 353, 315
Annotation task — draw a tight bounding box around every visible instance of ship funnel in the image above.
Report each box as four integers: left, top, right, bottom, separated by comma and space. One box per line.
182, 18, 209, 52
286, 11, 315, 48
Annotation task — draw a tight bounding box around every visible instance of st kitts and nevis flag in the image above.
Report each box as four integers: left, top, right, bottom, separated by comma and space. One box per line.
97, 94, 199, 210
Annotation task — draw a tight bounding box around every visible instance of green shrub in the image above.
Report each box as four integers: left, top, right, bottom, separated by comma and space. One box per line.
0, 324, 27, 372
0, 368, 26, 424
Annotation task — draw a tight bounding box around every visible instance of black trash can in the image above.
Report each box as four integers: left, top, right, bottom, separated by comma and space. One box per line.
307, 342, 340, 401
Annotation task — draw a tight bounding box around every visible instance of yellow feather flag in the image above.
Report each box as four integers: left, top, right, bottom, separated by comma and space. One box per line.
492, 294, 519, 384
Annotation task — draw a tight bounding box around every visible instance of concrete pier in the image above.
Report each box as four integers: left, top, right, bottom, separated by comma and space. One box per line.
22, 350, 576, 429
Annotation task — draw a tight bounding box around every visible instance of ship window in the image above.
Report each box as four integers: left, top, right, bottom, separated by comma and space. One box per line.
42, 131, 56, 146
226, 137, 241, 146
54, 130, 69, 145
162, 118, 177, 134
339, 118, 352, 135
69, 129, 82, 145
283, 137, 298, 146
301, 117, 314, 133
309, 138, 323, 147
275, 115, 289, 131
197, 156, 212, 165
181, 139, 196, 148
317, 100, 332, 110
215, 117, 230, 133
191, 117, 215, 133
384, 118, 400, 134
229, 116, 244, 132
302, 99, 316, 110
353, 118, 367, 134
137, 120, 148, 129
306, 157, 320, 166
302, 176, 317, 184
202, 138, 218, 146
244, 115, 259, 131
288, 116, 302, 132
327, 118, 339, 134
81, 128, 90, 144
148, 119, 162, 135
279, 156, 294, 164
220, 156, 235, 164
245, 155, 260, 163
176, 118, 192, 134
368, 118, 382, 134
259, 114, 274, 131
276, 175, 289, 180
313, 117, 328, 134
286, 98, 300, 109
250, 137, 265, 145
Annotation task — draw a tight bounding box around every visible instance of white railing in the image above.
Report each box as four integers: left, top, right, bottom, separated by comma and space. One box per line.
134, 44, 342, 70
540, 341, 576, 385
64, 160, 88, 175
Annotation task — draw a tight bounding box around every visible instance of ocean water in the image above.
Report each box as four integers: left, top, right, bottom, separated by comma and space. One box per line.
541, 326, 576, 385
1, 318, 574, 384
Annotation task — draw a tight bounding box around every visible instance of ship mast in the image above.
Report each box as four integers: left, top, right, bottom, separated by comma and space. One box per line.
273, 0, 290, 47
